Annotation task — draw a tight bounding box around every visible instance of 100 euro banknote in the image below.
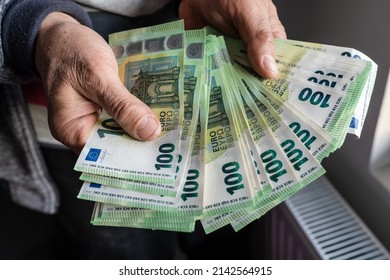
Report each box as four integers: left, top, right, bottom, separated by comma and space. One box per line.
75, 20, 186, 189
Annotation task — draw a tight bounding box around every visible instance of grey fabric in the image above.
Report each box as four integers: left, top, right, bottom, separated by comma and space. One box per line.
76, 0, 174, 17
0, 84, 58, 214
0, 0, 90, 214
0, 0, 30, 83
2, 0, 92, 77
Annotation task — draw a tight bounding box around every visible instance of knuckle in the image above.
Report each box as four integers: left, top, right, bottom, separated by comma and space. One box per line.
253, 28, 274, 42
111, 97, 146, 132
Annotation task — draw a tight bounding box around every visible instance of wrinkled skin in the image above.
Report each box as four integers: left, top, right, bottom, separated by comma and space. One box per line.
179, 0, 286, 77
35, 1, 286, 153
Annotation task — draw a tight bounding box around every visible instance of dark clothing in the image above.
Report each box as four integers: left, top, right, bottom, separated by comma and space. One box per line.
0, 0, 91, 214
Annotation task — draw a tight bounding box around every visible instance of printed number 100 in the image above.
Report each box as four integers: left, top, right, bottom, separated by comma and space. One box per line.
155, 143, 175, 170
222, 162, 245, 195
298, 87, 331, 108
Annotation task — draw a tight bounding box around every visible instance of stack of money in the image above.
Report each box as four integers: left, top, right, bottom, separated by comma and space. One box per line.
73, 20, 377, 233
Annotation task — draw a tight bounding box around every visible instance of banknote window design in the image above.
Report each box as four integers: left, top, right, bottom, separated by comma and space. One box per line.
126, 41, 142, 56
208, 85, 229, 129
127, 67, 180, 109
183, 76, 197, 120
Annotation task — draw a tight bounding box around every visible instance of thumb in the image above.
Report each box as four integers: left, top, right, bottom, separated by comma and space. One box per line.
233, 0, 286, 79
96, 77, 161, 141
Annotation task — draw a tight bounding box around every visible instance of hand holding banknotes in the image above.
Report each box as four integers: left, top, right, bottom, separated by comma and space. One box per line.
35, 1, 286, 153
75, 20, 377, 233
35, 12, 162, 153
179, 0, 286, 78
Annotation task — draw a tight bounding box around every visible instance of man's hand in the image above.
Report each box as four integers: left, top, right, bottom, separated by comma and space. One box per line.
35, 13, 161, 153
179, 0, 286, 79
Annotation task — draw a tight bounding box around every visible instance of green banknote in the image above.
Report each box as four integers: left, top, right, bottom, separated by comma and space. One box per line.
73, 20, 377, 234
91, 203, 195, 232
74, 20, 185, 188
201, 35, 257, 218
227, 37, 374, 140
235, 66, 336, 162
277, 38, 378, 138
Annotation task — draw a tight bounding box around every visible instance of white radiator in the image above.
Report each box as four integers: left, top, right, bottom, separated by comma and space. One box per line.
265, 176, 390, 260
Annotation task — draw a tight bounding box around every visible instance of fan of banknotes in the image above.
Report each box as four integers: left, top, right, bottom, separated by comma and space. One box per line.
73, 20, 377, 233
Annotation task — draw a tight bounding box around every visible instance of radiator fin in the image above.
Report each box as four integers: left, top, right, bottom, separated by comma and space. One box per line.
284, 176, 390, 260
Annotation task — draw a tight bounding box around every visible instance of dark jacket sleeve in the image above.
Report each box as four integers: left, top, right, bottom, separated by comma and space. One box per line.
0, 0, 92, 83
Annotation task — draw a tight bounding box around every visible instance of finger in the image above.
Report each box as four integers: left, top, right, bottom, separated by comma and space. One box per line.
91, 74, 162, 142
232, 0, 284, 79
268, 2, 287, 39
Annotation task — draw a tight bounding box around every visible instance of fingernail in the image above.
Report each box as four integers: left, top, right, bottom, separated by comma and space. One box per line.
137, 116, 160, 140
263, 54, 278, 73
